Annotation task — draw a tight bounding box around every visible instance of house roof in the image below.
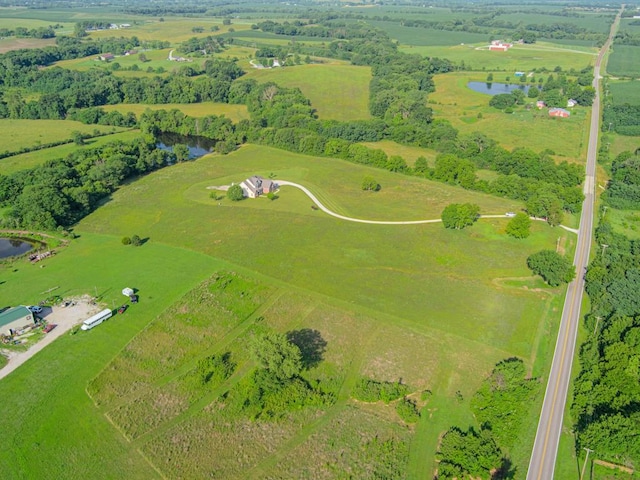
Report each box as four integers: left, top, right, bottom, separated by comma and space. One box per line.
0, 306, 33, 328
549, 108, 570, 114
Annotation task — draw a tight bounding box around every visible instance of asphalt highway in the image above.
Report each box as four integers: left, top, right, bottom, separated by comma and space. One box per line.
525, 8, 623, 480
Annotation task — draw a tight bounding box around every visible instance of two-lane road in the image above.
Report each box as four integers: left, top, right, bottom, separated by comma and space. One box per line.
526, 8, 623, 480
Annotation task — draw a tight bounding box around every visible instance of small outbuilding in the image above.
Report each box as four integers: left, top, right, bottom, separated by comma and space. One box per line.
122, 288, 134, 297
0, 306, 35, 336
549, 108, 570, 118
99, 53, 115, 61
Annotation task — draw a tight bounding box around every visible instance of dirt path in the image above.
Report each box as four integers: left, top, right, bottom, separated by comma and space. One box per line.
0, 298, 100, 381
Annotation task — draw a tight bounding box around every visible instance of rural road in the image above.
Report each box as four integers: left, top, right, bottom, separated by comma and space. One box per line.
277, 180, 578, 232
525, 8, 621, 480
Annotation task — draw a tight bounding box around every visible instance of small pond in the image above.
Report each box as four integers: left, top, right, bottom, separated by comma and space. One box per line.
156, 132, 216, 159
0, 238, 33, 259
467, 81, 535, 96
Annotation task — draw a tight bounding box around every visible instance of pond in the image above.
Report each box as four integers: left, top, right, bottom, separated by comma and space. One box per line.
156, 132, 216, 159
0, 238, 33, 259
467, 81, 535, 96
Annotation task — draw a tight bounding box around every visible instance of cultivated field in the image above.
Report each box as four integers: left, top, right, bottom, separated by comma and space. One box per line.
608, 80, 640, 105
607, 45, 640, 77
429, 72, 590, 161
245, 64, 372, 121
0, 37, 56, 53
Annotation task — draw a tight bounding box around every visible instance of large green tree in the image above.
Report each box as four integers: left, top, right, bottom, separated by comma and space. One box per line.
227, 184, 244, 201
441, 203, 480, 230
250, 332, 302, 380
505, 212, 531, 238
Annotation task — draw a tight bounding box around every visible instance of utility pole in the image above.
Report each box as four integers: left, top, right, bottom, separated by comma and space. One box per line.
593, 316, 601, 335
580, 447, 593, 480
601, 244, 609, 258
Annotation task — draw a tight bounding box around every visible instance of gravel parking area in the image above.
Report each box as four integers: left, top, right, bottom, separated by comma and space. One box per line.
0, 297, 100, 381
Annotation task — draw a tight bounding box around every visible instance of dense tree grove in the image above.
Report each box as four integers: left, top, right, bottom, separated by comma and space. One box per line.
437, 427, 507, 479
603, 104, 640, 136
526, 250, 576, 286
602, 151, 640, 209
0, 138, 175, 230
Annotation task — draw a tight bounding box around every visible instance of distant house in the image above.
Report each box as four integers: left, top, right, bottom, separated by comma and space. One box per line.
0, 306, 35, 336
549, 108, 570, 118
99, 53, 115, 61
489, 40, 512, 51
119, 23, 131, 29
124, 49, 138, 56
514, 71, 525, 77
567, 99, 578, 108
239, 175, 278, 198
536, 100, 546, 109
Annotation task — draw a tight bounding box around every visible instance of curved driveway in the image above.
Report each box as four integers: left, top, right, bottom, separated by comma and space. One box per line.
277, 180, 578, 233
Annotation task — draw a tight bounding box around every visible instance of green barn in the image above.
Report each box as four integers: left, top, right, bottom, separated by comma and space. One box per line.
0, 306, 35, 335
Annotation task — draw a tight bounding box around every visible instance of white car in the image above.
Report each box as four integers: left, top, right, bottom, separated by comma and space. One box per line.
505, 212, 516, 218
28, 305, 43, 314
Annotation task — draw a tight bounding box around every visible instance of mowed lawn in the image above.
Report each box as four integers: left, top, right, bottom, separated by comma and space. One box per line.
0, 119, 128, 154
429, 72, 591, 161
101, 102, 249, 122
245, 63, 372, 121
0, 130, 140, 175
401, 42, 597, 72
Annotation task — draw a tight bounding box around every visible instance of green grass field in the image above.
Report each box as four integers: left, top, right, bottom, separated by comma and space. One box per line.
609, 80, 640, 105
101, 102, 249, 122
0, 143, 571, 478
0, 37, 56, 53
608, 45, 640, 77
0, 119, 128, 155
245, 63, 371, 121
610, 134, 640, 158
88, 19, 250, 44
401, 42, 596, 72
429, 72, 590, 161
359, 140, 437, 167
0, 130, 140, 176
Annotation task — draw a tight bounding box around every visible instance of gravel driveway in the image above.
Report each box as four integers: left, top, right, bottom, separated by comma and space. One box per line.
0, 298, 100, 381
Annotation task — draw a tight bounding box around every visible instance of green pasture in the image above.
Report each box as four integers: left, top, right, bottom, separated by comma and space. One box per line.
101, 102, 250, 123
0, 17, 73, 31
607, 208, 640, 240
53, 48, 209, 74
0, 141, 572, 478
0, 119, 128, 155
608, 80, 640, 105
608, 45, 640, 77
401, 42, 596, 72
245, 63, 371, 121
430, 72, 590, 161
358, 140, 437, 167
0, 234, 222, 479
0, 36, 55, 53
0, 6, 142, 24
78, 143, 570, 359
0, 130, 140, 176
610, 134, 640, 158
87, 20, 251, 44
617, 18, 640, 34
